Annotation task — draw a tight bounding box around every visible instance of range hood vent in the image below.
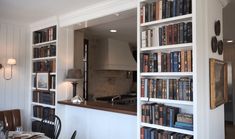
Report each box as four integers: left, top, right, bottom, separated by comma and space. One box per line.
95, 38, 136, 71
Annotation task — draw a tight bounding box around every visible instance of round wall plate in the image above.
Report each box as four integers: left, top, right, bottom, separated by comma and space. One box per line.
211, 36, 217, 53
215, 20, 221, 36
217, 40, 223, 55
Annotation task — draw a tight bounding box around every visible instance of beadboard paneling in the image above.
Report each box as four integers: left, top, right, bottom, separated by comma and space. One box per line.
0, 22, 30, 130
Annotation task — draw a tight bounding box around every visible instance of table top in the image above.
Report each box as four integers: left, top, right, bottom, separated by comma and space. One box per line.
8, 131, 49, 139
58, 100, 137, 115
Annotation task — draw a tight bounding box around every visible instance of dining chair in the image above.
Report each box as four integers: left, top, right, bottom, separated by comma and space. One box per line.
40, 114, 61, 139
70, 130, 77, 139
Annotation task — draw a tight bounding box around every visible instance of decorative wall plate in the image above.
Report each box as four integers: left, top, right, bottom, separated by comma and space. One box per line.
214, 20, 221, 36
217, 40, 223, 55
211, 36, 217, 53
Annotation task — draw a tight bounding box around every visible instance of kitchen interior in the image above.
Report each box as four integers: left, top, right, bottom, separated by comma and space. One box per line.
72, 8, 137, 107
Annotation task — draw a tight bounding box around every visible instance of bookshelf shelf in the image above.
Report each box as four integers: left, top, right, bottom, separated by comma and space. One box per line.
32, 72, 56, 75
140, 98, 193, 106
32, 56, 56, 61
140, 14, 192, 27
140, 72, 193, 77
140, 43, 192, 52
31, 117, 42, 122
33, 40, 56, 47
32, 102, 55, 108
141, 123, 194, 135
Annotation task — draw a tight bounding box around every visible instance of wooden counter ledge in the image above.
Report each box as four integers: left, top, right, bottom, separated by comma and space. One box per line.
58, 100, 137, 116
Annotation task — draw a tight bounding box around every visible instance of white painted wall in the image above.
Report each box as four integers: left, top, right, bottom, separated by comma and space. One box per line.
0, 21, 30, 130
196, 0, 225, 138
58, 105, 137, 139
206, 0, 224, 138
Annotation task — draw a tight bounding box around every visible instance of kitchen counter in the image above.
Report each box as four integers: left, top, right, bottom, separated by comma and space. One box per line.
57, 100, 137, 115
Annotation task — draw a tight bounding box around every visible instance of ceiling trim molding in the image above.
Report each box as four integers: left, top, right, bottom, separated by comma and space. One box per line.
217, 0, 230, 7
30, 16, 58, 31
59, 0, 137, 27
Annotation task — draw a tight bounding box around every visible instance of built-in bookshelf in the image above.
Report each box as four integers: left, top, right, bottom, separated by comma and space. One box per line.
137, 0, 195, 138
31, 25, 57, 129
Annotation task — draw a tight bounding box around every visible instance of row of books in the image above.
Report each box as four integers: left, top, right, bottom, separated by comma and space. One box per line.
141, 127, 193, 139
141, 103, 179, 127
141, 103, 193, 131
141, 50, 192, 72
33, 26, 56, 44
33, 44, 56, 58
141, 77, 193, 101
33, 91, 55, 105
33, 60, 56, 73
141, 78, 167, 99
140, 0, 192, 23
141, 22, 192, 48
33, 105, 55, 119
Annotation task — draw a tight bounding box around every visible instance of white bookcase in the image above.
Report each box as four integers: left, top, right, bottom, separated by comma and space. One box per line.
137, 0, 196, 138
30, 24, 58, 126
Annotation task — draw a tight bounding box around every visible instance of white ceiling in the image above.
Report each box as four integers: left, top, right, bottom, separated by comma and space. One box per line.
83, 9, 137, 46
0, 0, 107, 24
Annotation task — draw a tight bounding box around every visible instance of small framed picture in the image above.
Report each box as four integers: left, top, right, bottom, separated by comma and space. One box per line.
210, 58, 228, 109
37, 73, 49, 90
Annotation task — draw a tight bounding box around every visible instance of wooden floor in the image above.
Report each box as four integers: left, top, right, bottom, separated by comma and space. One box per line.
225, 122, 235, 139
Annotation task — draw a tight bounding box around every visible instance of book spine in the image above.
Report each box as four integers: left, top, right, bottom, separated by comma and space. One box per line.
159, 27, 162, 46
141, 78, 145, 97
187, 50, 192, 72
162, 0, 166, 19
158, 52, 162, 72
159, 0, 163, 19
181, 50, 185, 72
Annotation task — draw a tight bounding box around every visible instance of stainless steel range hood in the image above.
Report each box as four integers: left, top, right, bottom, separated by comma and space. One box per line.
95, 38, 137, 71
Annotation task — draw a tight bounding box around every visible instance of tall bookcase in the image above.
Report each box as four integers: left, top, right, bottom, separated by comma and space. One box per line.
137, 0, 196, 138
30, 25, 58, 131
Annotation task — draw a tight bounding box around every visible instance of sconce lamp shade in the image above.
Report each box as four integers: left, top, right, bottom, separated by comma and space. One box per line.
65, 69, 82, 82
7, 58, 16, 65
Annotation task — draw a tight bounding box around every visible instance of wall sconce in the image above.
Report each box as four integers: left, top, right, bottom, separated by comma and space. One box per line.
0, 58, 16, 80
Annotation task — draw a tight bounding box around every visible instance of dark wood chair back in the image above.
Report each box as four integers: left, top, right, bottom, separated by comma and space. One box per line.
40, 115, 61, 139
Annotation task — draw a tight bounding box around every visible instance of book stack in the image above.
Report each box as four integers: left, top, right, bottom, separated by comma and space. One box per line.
141, 78, 167, 99
141, 50, 192, 72
40, 92, 55, 105
141, 103, 180, 127
33, 44, 56, 58
33, 91, 40, 102
33, 105, 55, 119
141, 21, 192, 48
175, 113, 193, 131
33, 26, 56, 44
33, 105, 43, 118
32, 121, 41, 132
141, 77, 193, 101
33, 60, 56, 72
140, 127, 193, 139
169, 78, 193, 101
140, 0, 192, 23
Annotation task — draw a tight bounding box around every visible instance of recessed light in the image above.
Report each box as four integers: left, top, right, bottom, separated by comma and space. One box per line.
227, 40, 233, 43
110, 29, 117, 33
